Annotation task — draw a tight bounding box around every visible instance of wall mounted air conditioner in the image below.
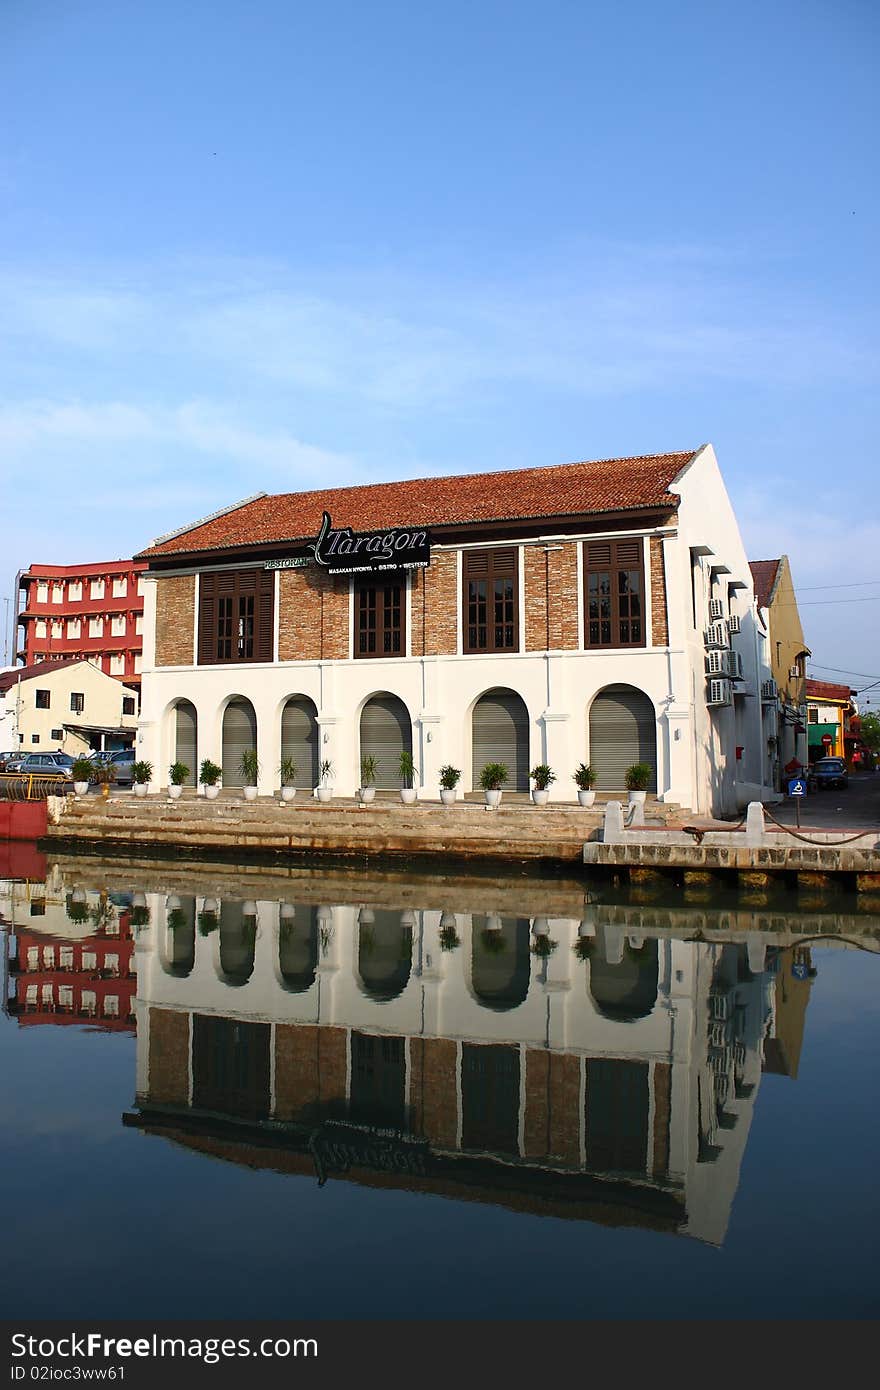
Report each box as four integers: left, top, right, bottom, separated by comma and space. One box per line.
704, 620, 728, 649
709, 598, 726, 621
725, 650, 744, 680
727, 614, 741, 634
707, 678, 731, 707
761, 679, 777, 700
706, 649, 726, 677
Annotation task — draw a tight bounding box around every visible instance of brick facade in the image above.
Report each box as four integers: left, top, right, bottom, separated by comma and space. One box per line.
649, 536, 669, 647
155, 574, 196, 667
278, 570, 349, 661
274, 1023, 348, 1119
409, 1036, 458, 1146
410, 551, 459, 656
524, 543, 580, 652
148, 1007, 189, 1104
523, 1048, 581, 1163
652, 1060, 671, 1177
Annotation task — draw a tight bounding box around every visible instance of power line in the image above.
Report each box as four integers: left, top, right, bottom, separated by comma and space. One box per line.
808, 664, 880, 681
798, 596, 880, 606
797, 580, 880, 591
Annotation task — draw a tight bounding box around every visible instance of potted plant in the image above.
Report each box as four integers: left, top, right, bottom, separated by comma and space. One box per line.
438, 911, 460, 951
530, 763, 556, 806
317, 758, 334, 802
66, 893, 91, 925
239, 748, 260, 801
573, 762, 597, 807
438, 764, 461, 807
197, 905, 219, 935
129, 903, 151, 928
278, 755, 298, 802
531, 920, 558, 959
359, 755, 377, 804
132, 759, 153, 798
625, 762, 652, 805
167, 906, 188, 932
168, 761, 189, 799
200, 758, 222, 800
398, 750, 418, 804
478, 761, 508, 808
72, 757, 92, 797
94, 760, 115, 800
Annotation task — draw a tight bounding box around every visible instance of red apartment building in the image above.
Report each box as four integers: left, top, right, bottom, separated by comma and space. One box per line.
7, 913, 136, 1034
16, 559, 147, 689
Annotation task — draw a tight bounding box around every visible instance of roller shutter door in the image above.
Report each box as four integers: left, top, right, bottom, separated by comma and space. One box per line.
174, 702, 197, 786
360, 696, 412, 789
222, 699, 257, 787
281, 697, 319, 789
589, 685, 657, 792
472, 689, 529, 791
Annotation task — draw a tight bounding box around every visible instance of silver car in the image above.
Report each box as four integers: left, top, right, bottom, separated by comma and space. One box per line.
11, 752, 77, 780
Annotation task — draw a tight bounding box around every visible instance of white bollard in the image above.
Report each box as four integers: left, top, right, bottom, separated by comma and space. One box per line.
745, 801, 765, 848
603, 800, 626, 844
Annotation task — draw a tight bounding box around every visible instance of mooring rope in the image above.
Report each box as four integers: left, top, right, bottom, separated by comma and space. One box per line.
763, 808, 877, 847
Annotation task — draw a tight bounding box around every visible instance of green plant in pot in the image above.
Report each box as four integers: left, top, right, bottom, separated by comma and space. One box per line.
530, 763, 555, 806
573, 762, 597, 807
278, 755, 298, 802
72, 757, 93, 795
478, 761, 508, 808
167, 907, 188, 931
239, 748, 260, 800
198, 908, 219, 935
66, 895, 91, 925
624, 762, 652, 804
317, 758, 334, 802
200, 758, 222, 800
132, 759, 153, 798
398, 749, 418, 804
438, 914, 461, 951
438, 764, 460, 806
359, 755, 377, 804
168, 761, 189, 799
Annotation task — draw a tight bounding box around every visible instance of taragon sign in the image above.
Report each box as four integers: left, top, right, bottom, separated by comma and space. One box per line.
308, 1121, 431, 1187
264, 511, 431, 575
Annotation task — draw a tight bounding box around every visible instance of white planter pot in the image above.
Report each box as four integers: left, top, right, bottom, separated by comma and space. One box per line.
359, 787, 376, 804
317, 787, 334, 803
532, 789, 550, 806
627, 789, 648, 805
577, 789, 596, 807
439, 788, 457, 806
74, 781, 89, 796
281, 786, 297, 802
168, 784, 183, 800
243, 786, 258, 801
484, 789, 502, 808
133, 782, 147, 798
400, 788, 417, 805
205, 784, 220, 800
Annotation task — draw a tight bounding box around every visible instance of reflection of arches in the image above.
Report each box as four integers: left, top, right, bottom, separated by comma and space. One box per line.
162, 897, 195, 977
281, 696, 319, 790
218, 901, 256, 985
590, 932, 658, 1020
222, 698, 257, 788
174, 701, 198, 786
357, 910, 412, 1001
588, 684, 657, 792
472, 688, 529, 791
359, 695, 412, 789
279, 908, 318, 993
470, 918, 531, 1010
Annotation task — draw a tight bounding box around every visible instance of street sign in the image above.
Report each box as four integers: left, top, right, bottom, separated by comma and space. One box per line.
787, 778, 807, 797
821, 734, 833, 746
792, 962, 810, 981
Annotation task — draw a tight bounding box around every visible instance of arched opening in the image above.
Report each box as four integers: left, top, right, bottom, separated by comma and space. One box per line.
222, 697, 257, 788
162, 897, 196, 977
279, 908, 318, 993
218, 901, 257, 986
359, 694, 412, 789
472, 688, 529, 791
173, 701, 197, 786
357, 909, 412, 1001
470, 917, 531, 1010
590, 932, 659, 1020
588, 684, 657, 793
281, 696, 319, 790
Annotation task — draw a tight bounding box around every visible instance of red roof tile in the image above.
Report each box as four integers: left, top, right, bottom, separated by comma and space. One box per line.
805, 679, 854, 702
0, 658, 90, 696
137, 451, 695, 559
749, 559, 781, 610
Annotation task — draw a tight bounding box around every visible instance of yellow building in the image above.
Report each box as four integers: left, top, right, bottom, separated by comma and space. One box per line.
750, 556, 810, 781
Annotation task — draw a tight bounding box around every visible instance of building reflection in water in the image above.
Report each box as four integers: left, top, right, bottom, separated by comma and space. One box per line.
1, 866, 830, 1246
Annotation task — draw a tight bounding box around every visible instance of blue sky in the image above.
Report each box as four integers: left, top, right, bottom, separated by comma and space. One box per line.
1, 0, 878, 701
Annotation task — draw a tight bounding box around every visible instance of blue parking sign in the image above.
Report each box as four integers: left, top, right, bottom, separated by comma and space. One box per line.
787, 777, 807, 797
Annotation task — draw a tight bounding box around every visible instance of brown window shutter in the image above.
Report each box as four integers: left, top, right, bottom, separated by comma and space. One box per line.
615, 540, 641, 565
197, 572, 217, 665
587, 542, 612, 566
492, 547, 517, 576
256, 570, 275, 662
464, 550, 489, 576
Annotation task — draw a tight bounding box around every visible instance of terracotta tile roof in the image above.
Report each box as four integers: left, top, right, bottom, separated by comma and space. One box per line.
805, 679, 854, 703
749, 559, 781, 609
0, 657, 88, 696
137, 450, 695, 559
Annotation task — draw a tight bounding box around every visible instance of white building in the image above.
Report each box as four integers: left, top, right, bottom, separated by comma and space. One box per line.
0, 657, 139, 756
135, 445, 776, 815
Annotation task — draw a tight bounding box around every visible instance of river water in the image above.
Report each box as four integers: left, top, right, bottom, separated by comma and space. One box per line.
1, 851, 878, 1320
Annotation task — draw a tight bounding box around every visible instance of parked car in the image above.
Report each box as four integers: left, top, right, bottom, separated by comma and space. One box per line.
10, 752, 77, 781
90, 748, 136, 787
0, 750, 21, 771
811, 757, 849, 790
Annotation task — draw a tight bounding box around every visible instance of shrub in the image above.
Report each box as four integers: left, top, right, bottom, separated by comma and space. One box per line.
72, 757, 94, 782
278, 755, 297, 786
169, 761, 190, 786
398, 750, 417, 789
478, 762, 508, 791
238, 748, 260, 786
360, 755, 378, 787
530, 764, 556, 790
132, 760, 153, 785
200, 759, 222, 786
573, 763, 597, 790
438, 764, 461, 790
624, 762, 652, 791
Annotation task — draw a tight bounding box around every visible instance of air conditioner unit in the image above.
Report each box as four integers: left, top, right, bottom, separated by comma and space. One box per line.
704, 621, 728, 649
707, 678, 731, 707
725, 650, 744, 680
727, 614, 741, 634
709, 598, 726, 621
705, 649, 726, 677
761, 679, 777, 701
